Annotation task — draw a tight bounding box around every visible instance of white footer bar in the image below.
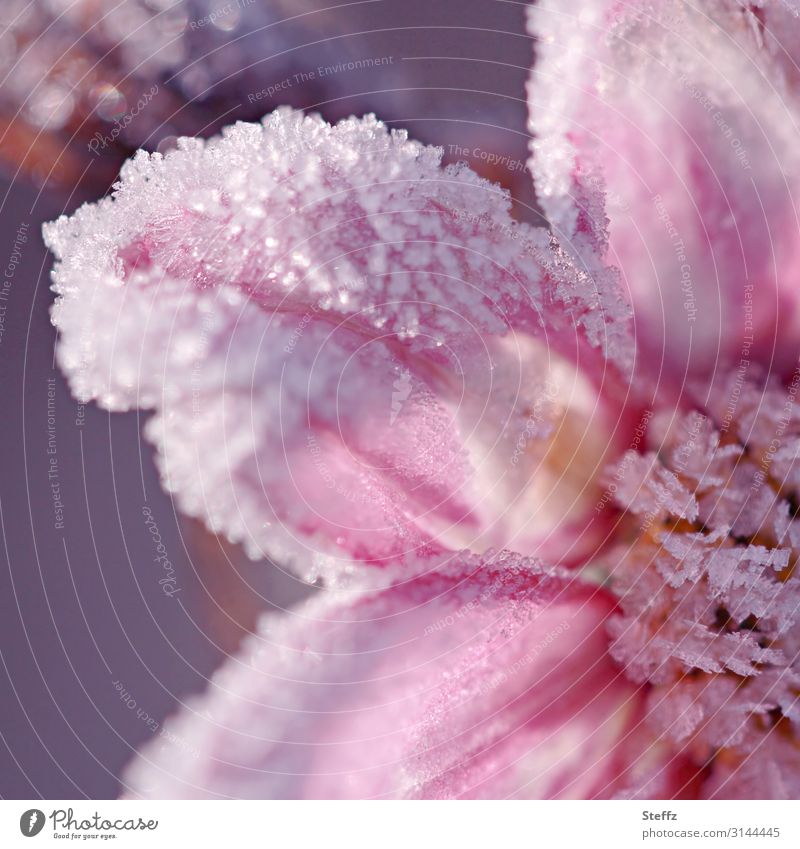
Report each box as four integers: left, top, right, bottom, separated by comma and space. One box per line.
1, 800, 796, 847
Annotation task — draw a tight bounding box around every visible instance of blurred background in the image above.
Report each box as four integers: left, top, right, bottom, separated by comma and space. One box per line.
0, 0, 540, 799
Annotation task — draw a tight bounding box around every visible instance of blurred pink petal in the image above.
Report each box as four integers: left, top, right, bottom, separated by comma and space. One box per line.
120, 551, 679, 799
44, 109, 634, 573
605, 374, 800, 798
528, 0, 800, 379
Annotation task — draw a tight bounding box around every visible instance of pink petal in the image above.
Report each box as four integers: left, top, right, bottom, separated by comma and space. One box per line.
44, 109, 634, 571
120, 551, 676, 799
528, 1, 800, 379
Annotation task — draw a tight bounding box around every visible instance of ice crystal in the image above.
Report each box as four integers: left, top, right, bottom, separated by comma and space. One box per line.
608, 374, 800, 797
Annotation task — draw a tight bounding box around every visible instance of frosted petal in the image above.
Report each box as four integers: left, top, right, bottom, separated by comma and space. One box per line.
528, 0, 800, 376
120, 551, 672, 800
44, 109, 635, 571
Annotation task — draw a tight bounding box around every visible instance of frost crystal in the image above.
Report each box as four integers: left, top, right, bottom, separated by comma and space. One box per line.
120, 550, 679, 800
607, 374, 800, 798
44, 109, 633, 573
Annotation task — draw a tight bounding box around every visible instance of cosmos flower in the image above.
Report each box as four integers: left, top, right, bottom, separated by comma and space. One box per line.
527, 0, 800, 380
44, 108, 635, 576
120, 550, 695, 799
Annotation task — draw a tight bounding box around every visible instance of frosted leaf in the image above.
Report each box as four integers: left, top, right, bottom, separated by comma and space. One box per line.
44, 109, 634, 572
606, 376, 800, 795
528, 0, 800, 377
120, 551, 682, 800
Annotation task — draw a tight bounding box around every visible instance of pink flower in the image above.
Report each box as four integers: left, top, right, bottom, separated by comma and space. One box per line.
527, 0, 800, 380
44, 108, 635, 575
606, 373, 800, 798
120, 551, 693, 799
